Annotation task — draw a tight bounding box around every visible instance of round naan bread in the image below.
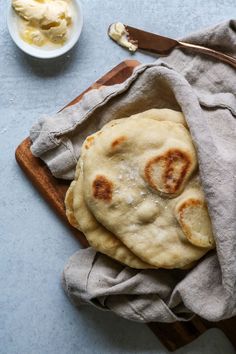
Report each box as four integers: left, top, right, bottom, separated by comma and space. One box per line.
81, 109, 215, 269
65, 155, 154, 269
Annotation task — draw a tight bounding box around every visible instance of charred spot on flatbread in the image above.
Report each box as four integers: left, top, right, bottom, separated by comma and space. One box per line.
85, 136, 95, 150
92, 175, 113, 202
111, 135, 128, 150
144, 149, 193, 197
175, 198, 215, 248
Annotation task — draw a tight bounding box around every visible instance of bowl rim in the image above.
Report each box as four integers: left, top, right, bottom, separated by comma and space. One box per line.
7, 0, 83, 59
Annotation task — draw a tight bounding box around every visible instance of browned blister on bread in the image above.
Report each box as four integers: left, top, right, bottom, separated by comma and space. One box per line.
92, 175, 113, 202
144, 148, 195, 197
175, 189, 215, 249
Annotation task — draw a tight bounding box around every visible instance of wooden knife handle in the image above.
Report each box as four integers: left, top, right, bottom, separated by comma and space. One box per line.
178, 41, 236, 68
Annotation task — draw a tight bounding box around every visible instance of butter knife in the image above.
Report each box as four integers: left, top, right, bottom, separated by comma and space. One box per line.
124, 25, 236, 69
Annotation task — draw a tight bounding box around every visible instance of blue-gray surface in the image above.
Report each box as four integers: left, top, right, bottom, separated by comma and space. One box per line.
1, 1, 236, 353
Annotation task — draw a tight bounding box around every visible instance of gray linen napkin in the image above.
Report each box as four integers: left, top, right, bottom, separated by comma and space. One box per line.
30, 20, 236, 322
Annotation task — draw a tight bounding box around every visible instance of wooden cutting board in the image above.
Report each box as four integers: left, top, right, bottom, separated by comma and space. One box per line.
15, 59, 236, 352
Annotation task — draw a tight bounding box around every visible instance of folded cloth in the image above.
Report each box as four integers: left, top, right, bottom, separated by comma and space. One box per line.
30, 20, 236, 322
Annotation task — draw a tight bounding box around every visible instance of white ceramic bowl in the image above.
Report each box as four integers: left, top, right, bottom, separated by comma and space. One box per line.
7, 0, 83, 59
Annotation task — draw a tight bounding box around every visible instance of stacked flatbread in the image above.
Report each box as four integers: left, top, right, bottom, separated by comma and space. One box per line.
65, 109, 215, 269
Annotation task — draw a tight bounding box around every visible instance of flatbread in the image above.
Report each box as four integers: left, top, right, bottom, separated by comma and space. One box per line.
65, 156, 154, 269
65, 181, 79, 228
82, 109, 215, 269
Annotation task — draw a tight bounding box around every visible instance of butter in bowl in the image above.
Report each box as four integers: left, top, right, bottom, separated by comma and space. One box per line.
7, 0, 83, 59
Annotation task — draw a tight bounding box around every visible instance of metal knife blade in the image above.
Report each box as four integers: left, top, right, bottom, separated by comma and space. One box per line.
109, 23, 236, 68
125, 25, 179, 55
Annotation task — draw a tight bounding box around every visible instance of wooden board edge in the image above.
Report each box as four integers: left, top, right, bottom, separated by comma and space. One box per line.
15, 138, 89, 247
64, 59, 140, 108
148, 317, 209, 351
